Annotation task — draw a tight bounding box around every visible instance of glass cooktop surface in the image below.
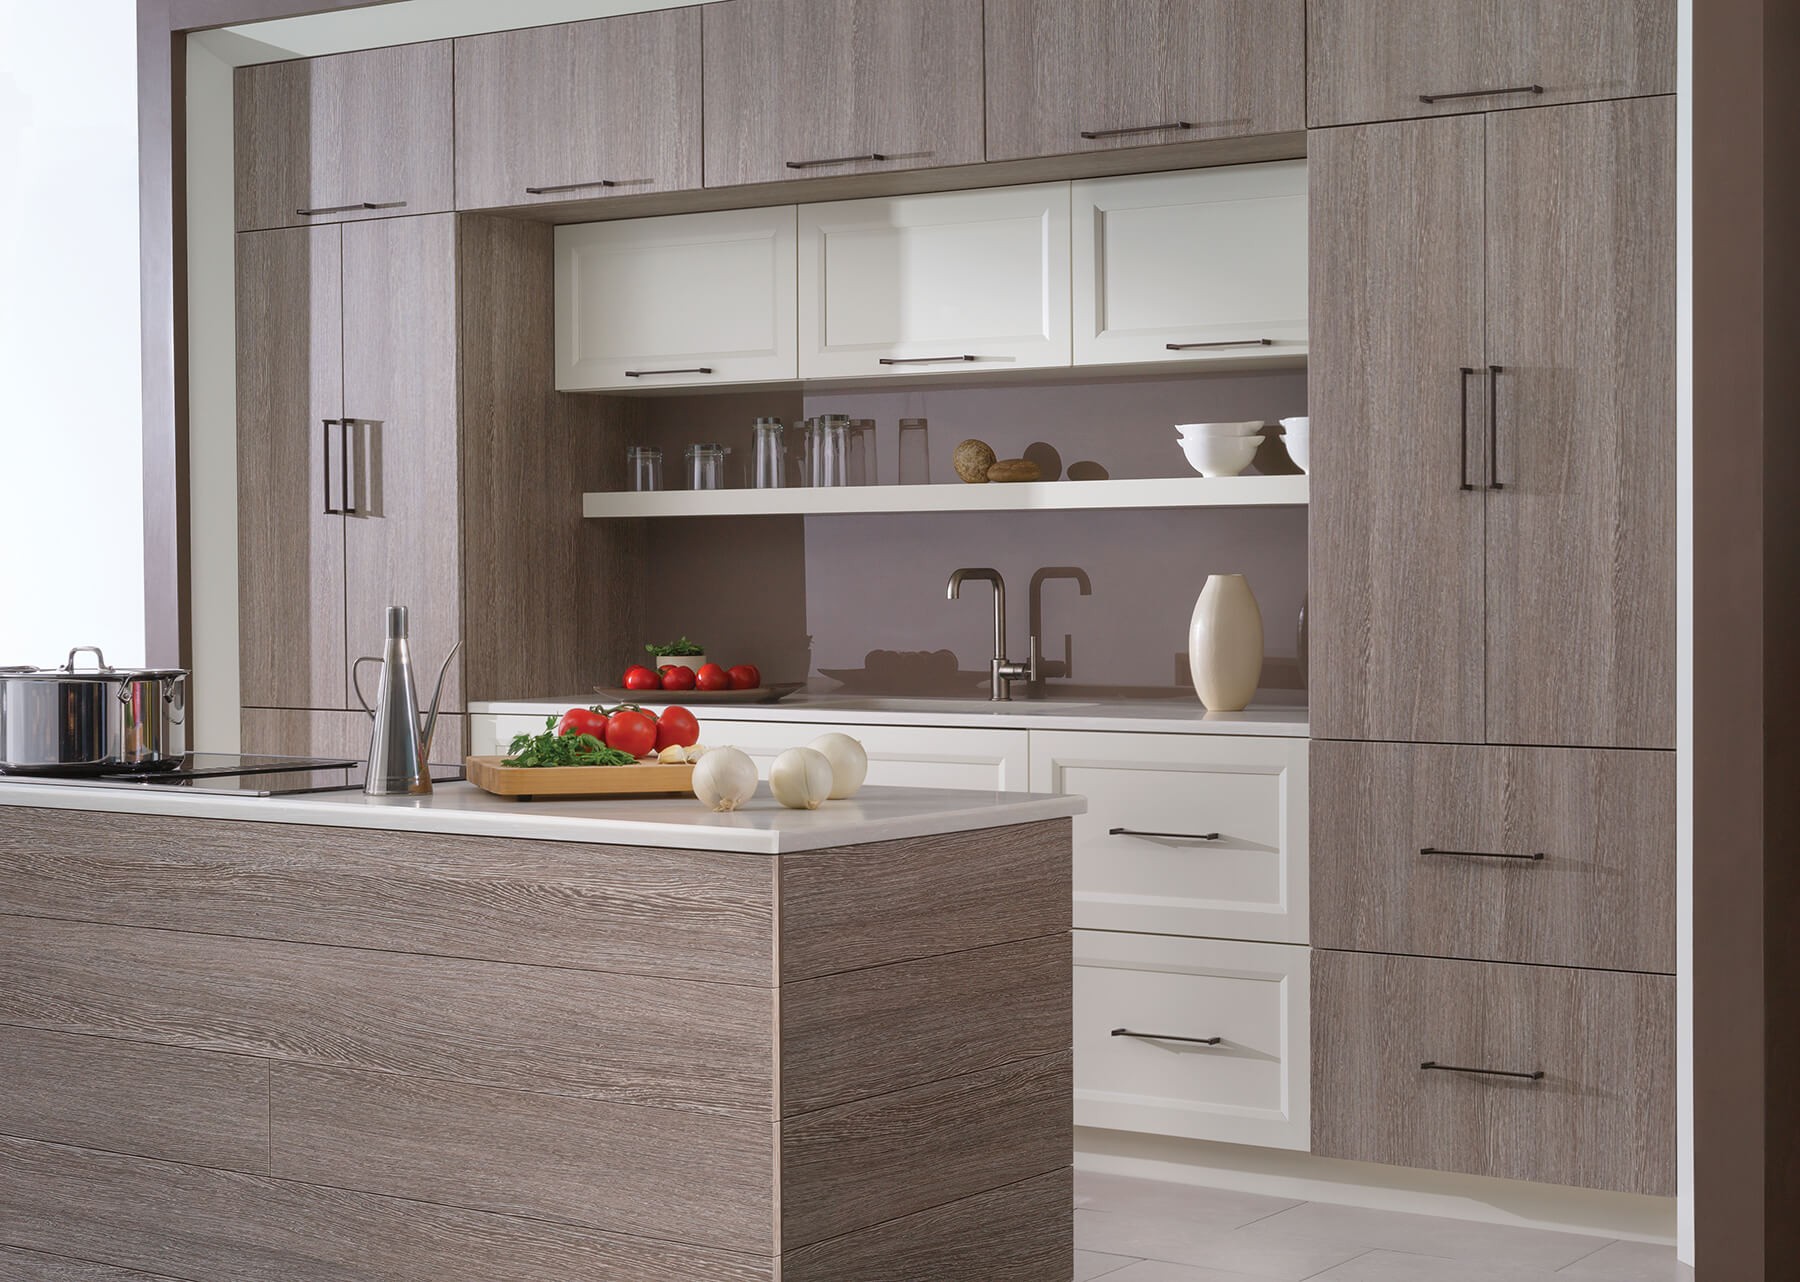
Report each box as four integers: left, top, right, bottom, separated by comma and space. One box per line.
0, 753, 462, 796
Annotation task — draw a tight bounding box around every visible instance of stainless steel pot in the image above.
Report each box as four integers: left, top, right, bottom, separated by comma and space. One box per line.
0, 646, 188, 775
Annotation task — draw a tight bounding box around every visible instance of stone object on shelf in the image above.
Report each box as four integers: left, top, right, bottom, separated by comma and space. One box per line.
987, 458, 1043, 483
954, 439, 998, 483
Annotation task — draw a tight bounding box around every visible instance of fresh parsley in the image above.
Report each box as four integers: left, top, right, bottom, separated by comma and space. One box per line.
504, 717, 638, 768
645, 636, 705, 658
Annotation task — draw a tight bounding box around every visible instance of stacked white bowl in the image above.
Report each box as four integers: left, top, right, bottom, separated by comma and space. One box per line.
1279, 416, 1310, 473
1175, 421, 1264, 477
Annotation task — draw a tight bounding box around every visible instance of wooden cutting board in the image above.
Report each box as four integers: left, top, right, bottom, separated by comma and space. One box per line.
464, 756, 696, 800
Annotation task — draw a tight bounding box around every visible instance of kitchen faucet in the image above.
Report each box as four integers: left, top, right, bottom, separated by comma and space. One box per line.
947, 568, 1035, 701
1028, 566, 1093, 692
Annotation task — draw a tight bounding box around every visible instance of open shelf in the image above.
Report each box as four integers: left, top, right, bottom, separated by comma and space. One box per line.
581, 474, 1307, 519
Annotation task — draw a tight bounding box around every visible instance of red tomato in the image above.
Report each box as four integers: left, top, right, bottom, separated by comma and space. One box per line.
654, 707, 701, 751
726, 664, 762, 690
622, 665, 660, 691
604, 709, 658, 758
556, 707, 608, 741
657, 664, 696, 692
694, 662, 730, 692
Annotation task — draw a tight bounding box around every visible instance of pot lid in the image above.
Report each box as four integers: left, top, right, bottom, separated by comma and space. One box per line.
0, 647, 187, 682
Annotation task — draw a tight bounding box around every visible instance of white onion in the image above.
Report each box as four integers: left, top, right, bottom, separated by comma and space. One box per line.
692, 746, 757, 812
807, 733, 868, 800
770, 747, 834, 810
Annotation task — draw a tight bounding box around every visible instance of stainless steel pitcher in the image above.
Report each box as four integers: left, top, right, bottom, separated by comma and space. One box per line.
353, 606, 460, 797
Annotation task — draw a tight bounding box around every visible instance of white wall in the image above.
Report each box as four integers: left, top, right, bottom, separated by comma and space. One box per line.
0, 1, 144, 667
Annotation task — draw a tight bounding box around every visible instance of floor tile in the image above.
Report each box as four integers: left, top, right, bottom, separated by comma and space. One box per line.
1555, 1239, 1694, 1281
1077, 1249, 1142, 1281
1076, 1209, 1363, 1281
1230, 1202, 1613, 1272
1076, 1171, 1302, 1223
1304, 1249, 1562, 1281
1106, 1260, 1279, 1281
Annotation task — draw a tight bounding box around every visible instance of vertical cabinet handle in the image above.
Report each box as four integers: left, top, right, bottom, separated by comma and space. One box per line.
1459, 367, 1477, 491
322, 419, 342, 515
1487, 365, 1505, 490
340, 420, 357, 515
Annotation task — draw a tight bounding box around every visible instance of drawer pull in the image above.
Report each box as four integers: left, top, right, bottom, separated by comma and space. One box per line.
1417, 84, 1545, 105
1080, 120, 1195, 140
1110, 827, 1221, 842
624, 367, 714, 378
786, 152, 890, 169
1165, 339, 1275, 351
296, 201, 408, 216
1420, 1060, 1545, 1082
1112, 1028, 1223, 1047
1420, 846, 1546, 862
526, 179, 621, 194
877, 355, 981, 365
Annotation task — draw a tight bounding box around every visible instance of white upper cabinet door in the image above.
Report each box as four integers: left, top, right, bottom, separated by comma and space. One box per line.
555, 206, 798, 391
1072, 162, 1308, 367
798, 184, 1072, 380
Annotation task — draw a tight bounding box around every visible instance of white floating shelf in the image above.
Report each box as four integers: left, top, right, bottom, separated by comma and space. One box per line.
582, 475, 1307, 519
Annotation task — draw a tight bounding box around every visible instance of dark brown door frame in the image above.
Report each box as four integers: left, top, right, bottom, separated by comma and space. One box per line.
134, 1, 1798, 1276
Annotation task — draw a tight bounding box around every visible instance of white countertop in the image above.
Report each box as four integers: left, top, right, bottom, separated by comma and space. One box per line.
468, 692, 1309, 737
0, 779, 1084, 855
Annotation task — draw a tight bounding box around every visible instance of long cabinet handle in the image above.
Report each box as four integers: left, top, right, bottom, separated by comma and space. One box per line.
1112, 1028, 1223, 1047
340, 420, 356, 516
786, 152, 889, 169
322, 420, 342, 515
1420, 1060, 1546, 1081
1421, 846, 1546, 862
1110, 827, 1221, 841
878, 354, 980, 366
1418, 84, 1545, 105
1487, 365, 1505, 490
1081, 121, 1194, 140
525, 179, 623, 194
1459, 367, 1477, 491
295, 201, 409, 216
1166, 339, 1274, 351
624, 367, 714, 378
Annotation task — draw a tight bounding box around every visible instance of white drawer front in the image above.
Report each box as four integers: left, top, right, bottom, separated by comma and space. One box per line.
1030, 730, 1308, 943
1074, 931, 1309, 1150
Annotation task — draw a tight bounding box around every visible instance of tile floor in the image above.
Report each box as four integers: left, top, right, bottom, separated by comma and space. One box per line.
1074, 1172, 1693, 1282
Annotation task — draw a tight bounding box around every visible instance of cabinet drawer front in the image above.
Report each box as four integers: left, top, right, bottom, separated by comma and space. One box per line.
798, 185, 1072, 378
1312, 950, 1673, 1195
555, 206, 799, 390
1074, 932, 1308, 1150
1307, 0, 1676, 129
1073, 164, 1308, 367
1031, 731, 1307, 943
1310, 741, 1674, 972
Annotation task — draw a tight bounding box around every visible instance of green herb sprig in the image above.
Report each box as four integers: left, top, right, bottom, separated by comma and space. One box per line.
504, 717, 638, 768
645, 636, 705, 658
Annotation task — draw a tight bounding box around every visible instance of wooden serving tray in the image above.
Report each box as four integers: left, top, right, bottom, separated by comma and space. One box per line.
464, 756, 696, 800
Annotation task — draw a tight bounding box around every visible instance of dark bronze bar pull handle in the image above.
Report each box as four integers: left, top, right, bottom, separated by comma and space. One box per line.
1113, 1028, 1223, 1047
623, 367, 714, 378
878, 354, 981, 365
1081, 121, 1194, 140
1459, 367, 1476, 490
1421, 1060, 1546, 1081
1487, 365, 1505, 489
526, 180, 621, 194
296, 201, 409, 216
786, 152, 890, 169
1418, 84, 1545, 105
1421, 846, 1546, 862
1166, 338, 1275, 351
322, 420, 342, 515
340, 419, 357, 516
1110, 827, 1222, 841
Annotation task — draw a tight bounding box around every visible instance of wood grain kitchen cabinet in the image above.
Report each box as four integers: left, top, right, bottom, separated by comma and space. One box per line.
701, 0, 984, 189
1307, 0, 1676, 129
1310, 740, 1675, 973
1071, 163, 1307, 368
555, 206, 798, 390
454, 9, 700, 211
1312, 949, 1675, 1195
234, 42, 453, 232
341, 215, 463, 714
798, 184, 1072, 379
984, 0, 1304, 162
235, 226, 347, 710
1308, 116, 1487, 744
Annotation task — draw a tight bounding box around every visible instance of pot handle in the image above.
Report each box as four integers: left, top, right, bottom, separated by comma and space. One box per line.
64, 645, 110, 672
352, 657, 383, 720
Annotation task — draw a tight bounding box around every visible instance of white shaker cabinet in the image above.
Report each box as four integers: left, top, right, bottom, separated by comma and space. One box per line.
1072, 162, 1308, 367
555, 205, 798, 390
798, 184, 1073, 379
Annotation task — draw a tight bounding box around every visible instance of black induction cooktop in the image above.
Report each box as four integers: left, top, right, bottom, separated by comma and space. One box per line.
0, 753, 462, 796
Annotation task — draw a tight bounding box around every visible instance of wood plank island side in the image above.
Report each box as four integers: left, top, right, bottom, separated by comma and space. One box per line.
0, 803, 1073, 1277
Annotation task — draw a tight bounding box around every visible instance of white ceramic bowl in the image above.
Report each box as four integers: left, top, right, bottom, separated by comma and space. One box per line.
1279, 417, 1310, 473
1179, 434, 1261, 477
1175, 420, 1264, 438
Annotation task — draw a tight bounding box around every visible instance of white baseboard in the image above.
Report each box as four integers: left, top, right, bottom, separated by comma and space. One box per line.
1075, 1128, 1677, 1245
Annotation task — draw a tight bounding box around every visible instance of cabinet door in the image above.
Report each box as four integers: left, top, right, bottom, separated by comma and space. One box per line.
798, 184, 1071, 379
454, 9, 700, 212
555, 206, 798, 391
702, 0, 984, 188
1307, 0, 1676, 129
341, 216, 463, 714
1484, 99, 1676, 749
1072, 163, 1307, 368
1308, 119, 1486, 743
985, 0, 1304, 162
236, 226, 346, 711
234, 42, 453, 232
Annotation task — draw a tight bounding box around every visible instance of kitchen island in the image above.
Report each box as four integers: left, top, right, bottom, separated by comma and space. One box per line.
0, 782, 1080, 1282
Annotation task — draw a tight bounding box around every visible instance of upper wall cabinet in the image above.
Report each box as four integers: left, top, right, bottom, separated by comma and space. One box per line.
1072, 162, 1306, 367
1307, 0, 1676, 128
555, 206, 799, 392
234, 42, 453, 233
797, 184, 1071, 380
453, 9, 700, 211
701, 0, 984, 189
985, 0, 1304, 162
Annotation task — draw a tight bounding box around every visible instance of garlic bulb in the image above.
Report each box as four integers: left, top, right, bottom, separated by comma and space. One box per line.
807, 733, 868, 800
692, 746, 757, 812
769, 746, 834, 810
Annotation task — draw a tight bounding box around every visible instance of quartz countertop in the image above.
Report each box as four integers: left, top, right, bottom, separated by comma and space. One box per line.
0, 779, 1084, 855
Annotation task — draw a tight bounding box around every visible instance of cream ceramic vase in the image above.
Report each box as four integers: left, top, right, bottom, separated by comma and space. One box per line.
1188, 574, 1264, 711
